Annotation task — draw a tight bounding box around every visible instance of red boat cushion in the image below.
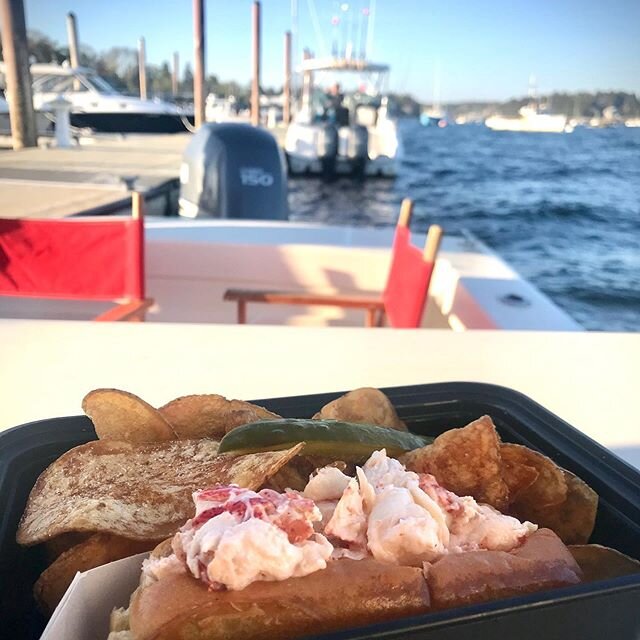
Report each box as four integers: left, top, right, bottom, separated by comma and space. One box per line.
382, 225, 435, 328
0, 216, 145, 301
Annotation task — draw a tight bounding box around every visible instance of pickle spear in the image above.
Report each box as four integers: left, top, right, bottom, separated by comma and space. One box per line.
218, 419, 432, 461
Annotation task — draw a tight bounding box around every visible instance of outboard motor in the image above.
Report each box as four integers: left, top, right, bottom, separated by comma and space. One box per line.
338, 125, 369, 176
316, 123, 338, 176
179, 123, 288, 219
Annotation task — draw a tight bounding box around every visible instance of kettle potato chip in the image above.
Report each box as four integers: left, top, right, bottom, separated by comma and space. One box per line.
516, 469, 598, 544
82, 388, 176, 443
159, 394, 281, 439
35, 533, 158, 614
313, 387, 407, 431
569, 544, 640, 582
400, 415, 510, 511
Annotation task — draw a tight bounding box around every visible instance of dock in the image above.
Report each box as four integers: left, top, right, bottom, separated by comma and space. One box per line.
0, 133, 191, 218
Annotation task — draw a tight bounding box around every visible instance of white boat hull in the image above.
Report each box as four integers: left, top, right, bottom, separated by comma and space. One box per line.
286, 152, 396, 177
485, 114, 572, 133
133, 220, 579, 331
284, 120, 400, 177
0, 218, 581, 331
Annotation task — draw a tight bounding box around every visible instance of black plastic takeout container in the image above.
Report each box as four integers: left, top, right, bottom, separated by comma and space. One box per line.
0, 382, 638, 640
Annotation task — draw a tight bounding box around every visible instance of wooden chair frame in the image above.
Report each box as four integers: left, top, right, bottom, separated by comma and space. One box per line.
94, 192, 153, 321
224, 199, 442, 327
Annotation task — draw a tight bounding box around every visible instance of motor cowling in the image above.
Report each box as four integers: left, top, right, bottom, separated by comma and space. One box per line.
316, 123, 338, 175
179, 123, 288, 219
338, 125, 369, 175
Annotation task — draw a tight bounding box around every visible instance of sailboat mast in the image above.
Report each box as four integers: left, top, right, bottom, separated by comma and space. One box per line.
433, 58, 441, 113
528, 74, 538, 110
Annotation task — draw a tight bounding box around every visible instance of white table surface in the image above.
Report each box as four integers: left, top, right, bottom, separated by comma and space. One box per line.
1, 320, 639, 470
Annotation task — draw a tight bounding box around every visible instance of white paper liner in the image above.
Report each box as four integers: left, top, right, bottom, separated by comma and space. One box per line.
40, 552, 149, 640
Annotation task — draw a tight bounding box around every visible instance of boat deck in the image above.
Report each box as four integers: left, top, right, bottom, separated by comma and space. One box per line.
0, 133, 190, 218
0, 219, 581, 331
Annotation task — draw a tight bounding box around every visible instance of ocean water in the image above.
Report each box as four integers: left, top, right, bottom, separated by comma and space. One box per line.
288, 122, 640, 331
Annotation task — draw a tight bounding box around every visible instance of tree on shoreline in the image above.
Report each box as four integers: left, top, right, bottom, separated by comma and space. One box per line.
2, 32, 638, 118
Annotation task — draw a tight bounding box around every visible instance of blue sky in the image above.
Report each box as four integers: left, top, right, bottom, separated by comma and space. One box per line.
24, 0, 640, 102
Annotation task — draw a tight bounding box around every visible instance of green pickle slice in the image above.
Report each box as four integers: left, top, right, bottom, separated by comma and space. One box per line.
218, 419, 432, 461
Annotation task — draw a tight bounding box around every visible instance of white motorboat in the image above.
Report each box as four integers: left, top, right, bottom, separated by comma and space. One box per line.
284, 58, 401, 177
205, 94, 250, 124
0, 63, 194, 134
485, 105, 572, 133
420, 108, 448, 128
1, 215, 580, 332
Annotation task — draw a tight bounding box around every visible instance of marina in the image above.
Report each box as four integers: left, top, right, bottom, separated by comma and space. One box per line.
0, 2, 639, 640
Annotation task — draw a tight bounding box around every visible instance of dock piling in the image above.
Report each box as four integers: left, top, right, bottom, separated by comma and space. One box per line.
66, 12, 81, 90
193, 0, 205, 128
283, 31, 291, 124
0, 0, 37, 149
172, 51, 179, 96
138, 37, 147, 101
66, 12, 80, 68
251, 1, 261, 127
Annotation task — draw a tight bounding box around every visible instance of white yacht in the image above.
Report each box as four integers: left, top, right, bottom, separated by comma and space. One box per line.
0, 63, 194, 134
486, 105, 572, 133
284, 58, 401, 177
205, 94, 251, 124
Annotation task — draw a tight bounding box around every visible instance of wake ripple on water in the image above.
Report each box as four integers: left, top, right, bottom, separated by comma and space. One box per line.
288, 122, 640, 331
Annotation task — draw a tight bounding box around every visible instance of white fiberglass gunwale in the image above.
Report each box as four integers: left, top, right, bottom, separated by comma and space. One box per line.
142, 219, 580, 331
0, 218, 580, 331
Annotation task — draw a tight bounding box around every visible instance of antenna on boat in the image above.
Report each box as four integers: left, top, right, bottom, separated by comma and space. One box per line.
331, 13, 339, 57
306, 0, 327, 58
339, 2, 349, 59
345, 2, 355, 60
358, 4, 370, 61
365, 0, 376, 60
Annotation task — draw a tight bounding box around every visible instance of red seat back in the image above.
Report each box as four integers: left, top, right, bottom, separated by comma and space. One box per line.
0, 216, 145, 301
382, 224, 436, 328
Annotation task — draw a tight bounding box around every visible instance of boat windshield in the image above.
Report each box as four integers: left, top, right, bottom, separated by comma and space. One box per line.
32, 72, 120, 96
33, 74, 90, 94
85, 74, 120, 95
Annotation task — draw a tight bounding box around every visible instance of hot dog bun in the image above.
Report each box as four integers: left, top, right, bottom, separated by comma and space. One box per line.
129, 558, 430, 640
124, 529, 582, 640
427, 528, 582, 609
